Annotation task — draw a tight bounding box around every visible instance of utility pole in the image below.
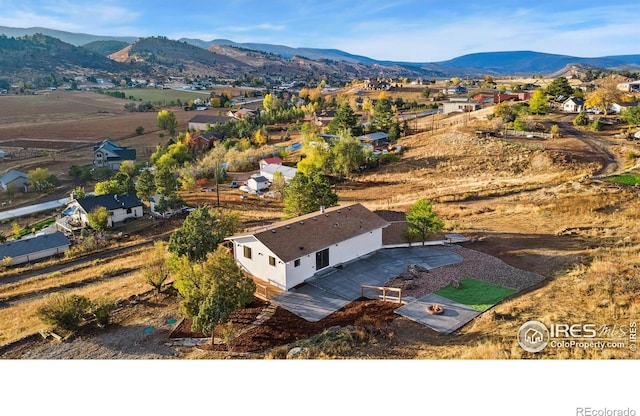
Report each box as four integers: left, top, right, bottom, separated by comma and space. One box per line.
215, 160, 220, 207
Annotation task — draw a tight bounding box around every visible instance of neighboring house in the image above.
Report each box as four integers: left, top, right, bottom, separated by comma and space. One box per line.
247, 175, 270, 192
617, 81, 640, 93
62, 193, 143, 228
226, 203, 389, 291
187, 115, 234, 131
562, 97, 585, 113
609, 102, 638, 114
0, 170, 29, 192
441, 98, 481, 115
259, 157, 283, 170
227, 108, 256, 120
187, 131, 223, 151
357, 132, 390, 150
148, 194, 182, 218
0, 232, 70, 266
93, 139, 136, 170
442, 85, 467, 95
260, 163, 297, 183
313, 110, 336, 127
364, 80, 391, 91
0, 149, 5, 159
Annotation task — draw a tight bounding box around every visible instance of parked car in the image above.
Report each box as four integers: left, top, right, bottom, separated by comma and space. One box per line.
229, 181, 239, 188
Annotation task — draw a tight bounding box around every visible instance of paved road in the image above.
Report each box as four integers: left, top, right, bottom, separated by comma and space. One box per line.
0, 197, 71, 221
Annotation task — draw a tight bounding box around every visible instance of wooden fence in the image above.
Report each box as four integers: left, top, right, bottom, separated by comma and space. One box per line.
360, 285, 403, 304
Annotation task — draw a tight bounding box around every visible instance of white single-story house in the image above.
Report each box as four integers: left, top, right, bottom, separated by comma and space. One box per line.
0, 232, 70, 266
0, 170, 29, 192
226, 203, 389, 291
562, 97, 585, 113
441, 98, 481, 115
62, 193, 143, 228
609, 102, 638, 115
247, 175, 270, 192
260, 164, 297, 183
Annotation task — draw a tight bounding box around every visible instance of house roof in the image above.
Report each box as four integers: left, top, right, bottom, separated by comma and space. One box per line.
188, 115, 233, 125
74, 193, 142, 213
0, 170, 28, 185
228, 203, 389, 262
0, 232, 70, 259
357, 132, 389, 142
261, 157, 283, 165
248, 175, 269, 183
198, 131, 223, 141
93, 139, 136, 161
260, 164, 297, 179
564, 96, 584, 105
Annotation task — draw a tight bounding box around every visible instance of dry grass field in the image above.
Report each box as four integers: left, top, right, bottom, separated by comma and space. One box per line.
0, 89, 639, 359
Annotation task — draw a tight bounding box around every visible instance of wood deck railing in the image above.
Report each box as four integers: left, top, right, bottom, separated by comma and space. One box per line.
360, 285, 403, 304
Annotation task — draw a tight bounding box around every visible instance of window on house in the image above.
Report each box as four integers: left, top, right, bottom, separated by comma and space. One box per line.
126, 208, 132, 214
243, 246, 252, 259
315, 248, 329, 270
294, 259, 300, 267
269, 256, 276, 266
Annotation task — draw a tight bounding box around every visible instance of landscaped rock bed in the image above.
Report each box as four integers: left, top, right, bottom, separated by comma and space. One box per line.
384, 245, 546, 299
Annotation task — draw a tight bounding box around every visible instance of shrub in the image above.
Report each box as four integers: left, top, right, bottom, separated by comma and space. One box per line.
589, 119, 603, 131
91, 297, 117, 327
573, 112, 589, 126
626, 151, 639, 161
135, 126, 145, 135
37, 294, 91, 331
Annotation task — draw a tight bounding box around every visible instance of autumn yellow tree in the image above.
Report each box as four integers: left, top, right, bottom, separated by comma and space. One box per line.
253, 127, 268, 146
585, 78, 629, 114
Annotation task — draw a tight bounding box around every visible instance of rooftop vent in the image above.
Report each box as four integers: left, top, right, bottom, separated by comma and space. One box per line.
312, 217, 317, 221
285, 225, 290, 229
271, 229, 276, 233
299, 221, 304, 225
337, 210, 341, 213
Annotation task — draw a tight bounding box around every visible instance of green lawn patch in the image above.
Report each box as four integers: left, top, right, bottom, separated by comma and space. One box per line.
435, 278, 517, 312
605, 174, 640, 186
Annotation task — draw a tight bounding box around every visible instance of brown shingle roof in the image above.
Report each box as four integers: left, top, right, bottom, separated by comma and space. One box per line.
231, 203, 388, 262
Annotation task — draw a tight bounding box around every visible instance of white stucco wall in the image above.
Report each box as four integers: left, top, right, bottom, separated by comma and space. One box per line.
233, 228, 384, 291
232, 236, 287, 290
110, 206, 143, 225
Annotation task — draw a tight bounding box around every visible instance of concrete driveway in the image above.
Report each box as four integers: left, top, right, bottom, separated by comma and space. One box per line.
272, 246, 463, 322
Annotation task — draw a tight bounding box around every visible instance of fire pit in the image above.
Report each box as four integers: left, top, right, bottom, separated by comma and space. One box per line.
427, 304, 444, 315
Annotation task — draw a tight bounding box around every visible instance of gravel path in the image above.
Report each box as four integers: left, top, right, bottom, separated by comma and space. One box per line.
385, 246, 546, 299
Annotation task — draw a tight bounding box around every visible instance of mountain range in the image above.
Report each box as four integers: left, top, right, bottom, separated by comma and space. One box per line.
1, 25, 640, 84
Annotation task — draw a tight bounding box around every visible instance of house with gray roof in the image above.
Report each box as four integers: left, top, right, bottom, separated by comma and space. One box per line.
0, 232, 70, 265
62, 193, 143, 228
0, 170, 29, 192
226, 203, 389, 290
188, 115, 234, 131
93, 139, 136, 170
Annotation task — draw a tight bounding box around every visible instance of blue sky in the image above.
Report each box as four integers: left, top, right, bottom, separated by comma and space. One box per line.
0, 0, 638, 62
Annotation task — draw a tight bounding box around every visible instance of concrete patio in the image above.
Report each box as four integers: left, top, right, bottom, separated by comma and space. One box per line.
271, 246, 463, 322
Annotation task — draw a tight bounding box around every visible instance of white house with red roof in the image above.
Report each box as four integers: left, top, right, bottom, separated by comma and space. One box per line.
225, 203, 389, 290
258, 156, 283, 170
